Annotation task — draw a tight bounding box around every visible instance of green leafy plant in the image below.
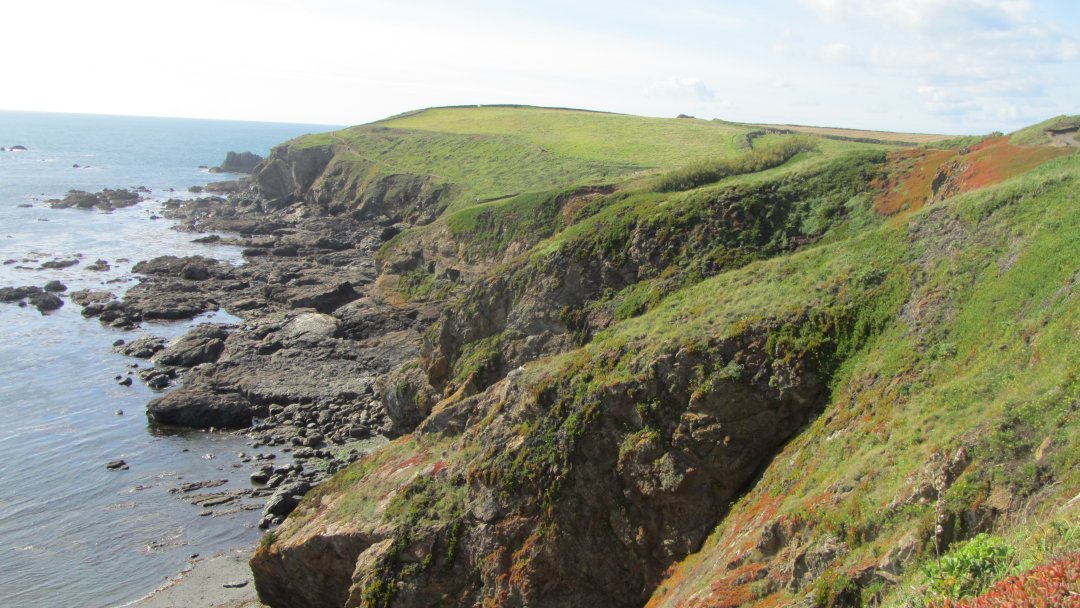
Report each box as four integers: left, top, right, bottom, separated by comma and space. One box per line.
922, 534, 1015, 603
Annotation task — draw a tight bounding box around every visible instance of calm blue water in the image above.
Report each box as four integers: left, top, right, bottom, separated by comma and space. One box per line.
0, 111, 339, 608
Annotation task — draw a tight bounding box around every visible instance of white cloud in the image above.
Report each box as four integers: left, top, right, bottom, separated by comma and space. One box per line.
648, 77, 716, 101
799, 0, 1032, 31
821, 42, 854, 63
799, 0, 1078, 124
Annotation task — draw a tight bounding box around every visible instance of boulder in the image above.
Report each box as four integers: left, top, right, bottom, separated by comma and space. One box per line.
113, 335, 167, 358
131, 255, 219, 280
152, 323, 230, 367
28, 291, 63, 313
146, 388, 262, 429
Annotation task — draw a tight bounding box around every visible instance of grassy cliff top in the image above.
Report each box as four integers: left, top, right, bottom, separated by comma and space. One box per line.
1009, 114, 1080, 146
286, 106, 907, 204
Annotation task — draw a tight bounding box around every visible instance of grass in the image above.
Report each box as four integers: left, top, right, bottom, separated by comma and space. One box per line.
651, 135, 818, 192
277, 106, 761, 215
1009, 114, 1080, 146
751, 122, 956, 144
380, 105, 752, 169
445, 188, 577, 261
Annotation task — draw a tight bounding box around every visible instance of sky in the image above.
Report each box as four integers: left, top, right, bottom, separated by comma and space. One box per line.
4, 0, 1078, 133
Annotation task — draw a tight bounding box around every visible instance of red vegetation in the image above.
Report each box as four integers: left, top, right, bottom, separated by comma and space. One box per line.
927, 553, 1080, 608
873, 138, 1072, 218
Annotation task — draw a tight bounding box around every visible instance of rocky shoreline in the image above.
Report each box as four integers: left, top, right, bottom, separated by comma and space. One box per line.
19, 177, 437, 531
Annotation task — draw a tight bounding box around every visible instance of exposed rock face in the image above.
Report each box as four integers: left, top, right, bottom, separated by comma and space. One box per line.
210, 151, 265, 174
251, 144, 337, 211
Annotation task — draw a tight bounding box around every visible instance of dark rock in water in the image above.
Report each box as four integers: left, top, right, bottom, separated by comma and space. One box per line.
138, 367, 175, 390
69, 289, 114, 306
39, 258, 79, 270
43, 280, 67, 293
0, 285, 40, 302
131, 255, 219, 280
146, 388, 263, 429
117, 377, 133, 386
192, 234, 220, 244
16, 204, 33, 208
47, 188, 143, 211
210, 151, 264, 174
2, 286, 63, 313
222, 581, 249, 589
113, 335, 166, 358
72, 164, 80, 168
85, 259, 110, 272
10, 145, 27, 151
152, 323, 231, 367
106, 459, 128, 470
188, 185, 205, 194
171, 479, 228, 493
49, 190, 98, 209
28, 291, 63, 313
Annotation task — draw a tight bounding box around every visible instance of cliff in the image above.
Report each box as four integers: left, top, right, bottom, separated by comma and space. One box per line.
174, 106, 1077, 608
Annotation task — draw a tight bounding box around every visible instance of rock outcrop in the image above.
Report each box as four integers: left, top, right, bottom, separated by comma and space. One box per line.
210, 151, 265, 174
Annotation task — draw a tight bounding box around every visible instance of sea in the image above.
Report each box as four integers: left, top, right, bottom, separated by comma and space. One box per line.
0, 111, 340, 608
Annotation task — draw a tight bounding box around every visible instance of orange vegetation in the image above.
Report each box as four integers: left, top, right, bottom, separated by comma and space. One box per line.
873, 137, 1072, 218
927, 553, 1079, 608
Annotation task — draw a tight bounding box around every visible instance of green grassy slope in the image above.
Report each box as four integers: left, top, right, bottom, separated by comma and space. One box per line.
285, 106, 895, 214
646, 151, 1080, 608
1010, 114, 1080, 146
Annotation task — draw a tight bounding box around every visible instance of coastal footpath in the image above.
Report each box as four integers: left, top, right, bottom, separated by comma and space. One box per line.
77, 107, 1079, 607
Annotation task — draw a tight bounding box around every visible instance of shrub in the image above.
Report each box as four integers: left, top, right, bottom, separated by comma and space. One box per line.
922, 534, 1015, 603
653, 136, 817, 192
